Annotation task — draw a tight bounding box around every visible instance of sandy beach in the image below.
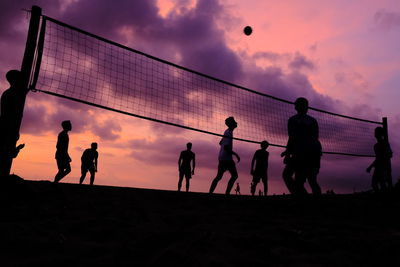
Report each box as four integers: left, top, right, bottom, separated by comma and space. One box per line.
1, 179, 400, 266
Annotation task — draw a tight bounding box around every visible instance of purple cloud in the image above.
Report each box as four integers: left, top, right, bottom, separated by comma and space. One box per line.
374, 10, 400, 31
288, 52, 315, 71
91, 119, 122, 141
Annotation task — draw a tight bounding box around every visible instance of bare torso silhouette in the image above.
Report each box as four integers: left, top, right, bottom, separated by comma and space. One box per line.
179, 150, 195, 171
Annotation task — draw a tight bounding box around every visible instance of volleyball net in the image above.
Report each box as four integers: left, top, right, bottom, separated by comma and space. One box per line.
30, 15, 383, 157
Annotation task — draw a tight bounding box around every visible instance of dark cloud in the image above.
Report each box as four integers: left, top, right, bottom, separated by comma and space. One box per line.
252, 51, 315, 72
57, 0, 162, 42
21, 94, 123, 139
253, 51, 285, 62
91, 119, 121, 141
374, 9, 400, 31
0, 1, 60, 74
20, 103, 48, 135
334, 71, 369, 91
21, 97, 91, 135
288, 53, 315, 71
128, 137, 219, 170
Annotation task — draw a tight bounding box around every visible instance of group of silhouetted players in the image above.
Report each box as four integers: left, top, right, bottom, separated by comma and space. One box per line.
53, 120, 98, 186
177, 97, 393, 196
0, 70, 394, 194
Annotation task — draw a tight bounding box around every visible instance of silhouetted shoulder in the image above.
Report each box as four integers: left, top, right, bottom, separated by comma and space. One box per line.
181, 150, 194, 158
82, 148, 97, 161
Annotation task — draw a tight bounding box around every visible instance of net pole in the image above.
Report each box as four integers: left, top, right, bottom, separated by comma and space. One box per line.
21, 6, 42, 92
382, 117, 393, 188
0, 6, 41, 177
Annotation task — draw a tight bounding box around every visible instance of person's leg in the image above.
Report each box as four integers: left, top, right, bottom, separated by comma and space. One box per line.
386, 166, 393, 189
378, 170, 387, 192
209, 161, 226, 193
251, 177, 258, 196
308, 156, 321, 195
225, 162, 238, 195
178, 172, 184, 191
61, 162, 71, 181
185, 176, 190, 192
293, 157, 308, 196
0, 132, 17, 177
308, 174, 321, 195
80, 167, 87, 184
371, 170, 379, 192
262, 176, 268, 196
294, 171, 308, 196
0, 155, 12, 178
282, 163, 296, 194
89, 169, 95, 186
54, 159, 64, 183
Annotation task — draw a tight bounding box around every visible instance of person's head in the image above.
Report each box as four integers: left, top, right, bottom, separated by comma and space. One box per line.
91, 142, 98, 150
186, 142, 192, 150
225, 116, 237, 130
374, 127, 385, 141
61, 120, 72, 131
6, 70, 21, 87
294, 97, 309, 115
260, 140, 269, 150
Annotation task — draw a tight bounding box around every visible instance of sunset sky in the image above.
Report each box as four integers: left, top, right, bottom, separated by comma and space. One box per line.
1, 0, 399, 194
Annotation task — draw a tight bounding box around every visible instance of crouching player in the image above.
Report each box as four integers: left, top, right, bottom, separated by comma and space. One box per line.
79, 142, 98, 186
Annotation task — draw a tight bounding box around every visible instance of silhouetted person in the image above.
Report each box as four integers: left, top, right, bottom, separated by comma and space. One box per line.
178, 142, 195, 192
235, 182, 241, 195
209, 117, 240, 195
54, 120, 72, 183
280, 150, 296, 194
258, 189, 263, 196
0, 70, 25, 177
250, 140, 269, 196
286, 97, 322, 196
366, 127, 392, 193
80, 142, 98, 186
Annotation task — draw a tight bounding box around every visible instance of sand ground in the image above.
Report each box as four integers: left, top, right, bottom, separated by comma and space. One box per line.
1, 180, 400, 266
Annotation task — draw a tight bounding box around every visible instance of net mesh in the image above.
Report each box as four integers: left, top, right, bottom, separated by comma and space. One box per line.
34, 17, 381, 156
